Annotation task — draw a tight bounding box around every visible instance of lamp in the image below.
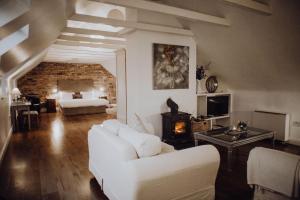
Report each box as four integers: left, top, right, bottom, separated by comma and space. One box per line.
11, 88, 21, 102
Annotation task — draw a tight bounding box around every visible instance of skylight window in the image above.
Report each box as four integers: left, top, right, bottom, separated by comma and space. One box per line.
0, 24, 29, 56
67, 20, 124, 33
0, 0, 30, 27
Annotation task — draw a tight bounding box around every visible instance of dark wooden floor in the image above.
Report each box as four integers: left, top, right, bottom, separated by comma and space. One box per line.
0, 113, 113, 200
0, 113, 299, 200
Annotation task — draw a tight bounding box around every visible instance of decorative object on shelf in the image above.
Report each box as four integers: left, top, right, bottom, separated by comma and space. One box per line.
166, 98, 179, 115
191, 117, 210, 132
196, 61, 210, 80
237, 121, 248, 131
153, 43, 189, 90
196, 62, 211, 94
225, 128, 248, 141
11, 88, 21, 102
196, 65, 207, 80
205, 76, 218, 93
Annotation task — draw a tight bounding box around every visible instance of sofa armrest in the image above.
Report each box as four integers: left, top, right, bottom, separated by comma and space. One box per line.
122, 145, 220, 200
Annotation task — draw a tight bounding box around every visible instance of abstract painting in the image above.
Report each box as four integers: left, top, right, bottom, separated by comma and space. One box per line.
153, 43, 189, 90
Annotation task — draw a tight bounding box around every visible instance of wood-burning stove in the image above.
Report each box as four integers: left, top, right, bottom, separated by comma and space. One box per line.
161, 111, 192, 145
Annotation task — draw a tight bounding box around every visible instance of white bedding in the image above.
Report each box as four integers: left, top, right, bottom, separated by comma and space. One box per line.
59, 98, 109, 108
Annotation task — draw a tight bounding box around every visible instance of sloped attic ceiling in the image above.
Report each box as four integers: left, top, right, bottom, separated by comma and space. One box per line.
161, 0, 300, 91
0, 0, 76, 75
1, 0, 299, 92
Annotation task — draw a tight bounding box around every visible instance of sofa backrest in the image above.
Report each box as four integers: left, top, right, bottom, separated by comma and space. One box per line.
88, 125, 138, 163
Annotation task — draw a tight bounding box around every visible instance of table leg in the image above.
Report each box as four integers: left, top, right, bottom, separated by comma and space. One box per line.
272, 134, 275, 148
194, 138, 198, 146
14, 109, 18, 132
27, 107, 31, 131
227, 147, 233, 172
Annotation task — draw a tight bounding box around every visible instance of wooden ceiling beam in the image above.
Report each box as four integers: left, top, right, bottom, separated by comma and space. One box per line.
70, 14, 194, 36
55, 40, 123, 50
91, 0, 230, 26
61, 27, 125, 38
58, 35, 126, 46
224, 0, 271, 15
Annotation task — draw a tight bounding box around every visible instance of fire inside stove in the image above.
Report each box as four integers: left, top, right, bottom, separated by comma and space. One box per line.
174, 121, 186, 135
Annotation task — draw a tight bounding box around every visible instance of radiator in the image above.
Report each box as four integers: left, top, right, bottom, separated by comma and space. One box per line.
252, 110, 290, 142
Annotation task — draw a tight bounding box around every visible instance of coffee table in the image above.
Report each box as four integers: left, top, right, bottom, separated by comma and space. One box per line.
194, 127, 275, 171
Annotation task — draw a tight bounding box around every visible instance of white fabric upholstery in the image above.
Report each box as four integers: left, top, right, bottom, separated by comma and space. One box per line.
60, 91, 73, 100
119, 126, 161, 158
88, 121, 220, 200
129, 113, 155, 135
102, 119, 126, 135
81, 91, 94, 99
106, 107, 117, 115
59, 98, 109, 108
247, 147, 300, 198
161, 142, 176, 154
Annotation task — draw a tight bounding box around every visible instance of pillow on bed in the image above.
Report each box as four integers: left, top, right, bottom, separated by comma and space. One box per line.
72, 92, 82, 99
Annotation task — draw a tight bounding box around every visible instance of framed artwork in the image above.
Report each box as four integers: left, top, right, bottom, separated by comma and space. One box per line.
153, 43, 189, 90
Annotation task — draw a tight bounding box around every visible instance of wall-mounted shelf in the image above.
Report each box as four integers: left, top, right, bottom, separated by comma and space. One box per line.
197, 92, 231, 97
205, 115, 230, 120
197, 93, 232, 128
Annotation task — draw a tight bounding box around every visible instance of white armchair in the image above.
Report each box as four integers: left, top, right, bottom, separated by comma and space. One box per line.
247, 147, 300, 200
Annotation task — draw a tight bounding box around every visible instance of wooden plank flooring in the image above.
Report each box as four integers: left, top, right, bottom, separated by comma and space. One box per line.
0, 113, 112, 200
0, 113, 299, 200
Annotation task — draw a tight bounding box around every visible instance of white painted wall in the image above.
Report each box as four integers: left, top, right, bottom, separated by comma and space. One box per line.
164, 0, 300, 143
116, 49, 127, 123
231, 90, 300, 144
100, 58, 116, 76
126, 30, 196, 137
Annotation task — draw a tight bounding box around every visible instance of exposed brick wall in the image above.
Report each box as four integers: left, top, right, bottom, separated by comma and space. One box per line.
17, 62, 116, 102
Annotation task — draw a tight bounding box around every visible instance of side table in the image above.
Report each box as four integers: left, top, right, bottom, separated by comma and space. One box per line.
11, 101, 32, 132
46, 99, 57, 113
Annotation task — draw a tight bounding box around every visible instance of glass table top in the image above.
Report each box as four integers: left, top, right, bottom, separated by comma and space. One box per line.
196, 127, 272, 142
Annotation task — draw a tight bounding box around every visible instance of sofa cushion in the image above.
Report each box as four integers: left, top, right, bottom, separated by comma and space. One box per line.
161, 142, 175, 154
89, 125, 138, 161
102, 119, 125, 135
119, 126, 161, 158
130, 113, 155, 135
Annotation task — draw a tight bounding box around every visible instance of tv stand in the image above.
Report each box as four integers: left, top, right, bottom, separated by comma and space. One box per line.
196, 92, 232, 129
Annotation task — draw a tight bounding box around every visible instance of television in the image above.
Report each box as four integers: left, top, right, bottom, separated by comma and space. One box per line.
207, 95, 229, 117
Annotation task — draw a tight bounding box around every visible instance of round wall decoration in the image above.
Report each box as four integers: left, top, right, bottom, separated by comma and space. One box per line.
205, 76, 218, 93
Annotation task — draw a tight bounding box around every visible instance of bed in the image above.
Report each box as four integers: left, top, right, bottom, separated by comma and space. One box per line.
57, 79, 110, 116
59, 98, 109, 116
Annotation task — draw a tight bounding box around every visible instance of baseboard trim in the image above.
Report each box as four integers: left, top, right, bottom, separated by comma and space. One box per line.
0, 128, 12, 165
288, 139, 300, 146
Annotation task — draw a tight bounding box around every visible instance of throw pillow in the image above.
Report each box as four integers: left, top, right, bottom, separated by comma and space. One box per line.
130, 113, 155, 135
118, 126, 161, 158
72, 92, 82, 99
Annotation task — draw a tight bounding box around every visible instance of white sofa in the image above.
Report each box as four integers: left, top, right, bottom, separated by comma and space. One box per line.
88, 122, 220, 200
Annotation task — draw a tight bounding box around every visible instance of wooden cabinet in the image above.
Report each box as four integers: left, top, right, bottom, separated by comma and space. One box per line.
46, 99, 56, 113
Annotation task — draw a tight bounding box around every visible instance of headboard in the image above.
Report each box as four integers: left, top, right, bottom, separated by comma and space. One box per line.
57, 79, 94, 92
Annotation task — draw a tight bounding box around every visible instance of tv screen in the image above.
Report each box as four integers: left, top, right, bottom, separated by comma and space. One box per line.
207, 95, 229, 117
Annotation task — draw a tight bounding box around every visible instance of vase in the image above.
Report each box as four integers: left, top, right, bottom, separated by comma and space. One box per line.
197, 79, 206, 94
